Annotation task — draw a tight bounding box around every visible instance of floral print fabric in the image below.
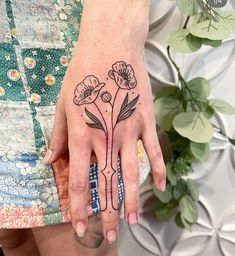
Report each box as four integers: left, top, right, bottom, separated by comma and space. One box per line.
0, 0, 150, 228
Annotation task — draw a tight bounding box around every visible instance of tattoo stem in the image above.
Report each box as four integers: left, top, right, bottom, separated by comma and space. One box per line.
94, 101, 108, 137
112, 87, 120, 130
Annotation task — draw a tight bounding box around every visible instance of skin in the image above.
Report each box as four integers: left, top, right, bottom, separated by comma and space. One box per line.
43, 0, 166, 243
0, 0, 166, 255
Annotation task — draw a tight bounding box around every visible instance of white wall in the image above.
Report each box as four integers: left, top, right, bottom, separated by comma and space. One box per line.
118, 1, 235, 255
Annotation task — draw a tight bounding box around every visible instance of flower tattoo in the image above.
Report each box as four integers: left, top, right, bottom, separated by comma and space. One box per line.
73, 75, 105, 106
73, 61, 140, 213
108, 61, 137, 90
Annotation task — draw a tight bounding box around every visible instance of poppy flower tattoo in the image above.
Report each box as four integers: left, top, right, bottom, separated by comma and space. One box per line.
108, 61, 137, 89
73, 75, 105, 105
73, 61, 140, 213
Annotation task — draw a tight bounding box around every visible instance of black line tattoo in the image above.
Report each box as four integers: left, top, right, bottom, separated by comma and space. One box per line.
73, 61, 140, 213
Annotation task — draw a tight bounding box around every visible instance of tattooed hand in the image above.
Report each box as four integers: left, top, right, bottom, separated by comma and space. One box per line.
43, 0, 166, 245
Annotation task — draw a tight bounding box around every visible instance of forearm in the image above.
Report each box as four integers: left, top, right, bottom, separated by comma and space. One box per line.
74, 0, 150, 59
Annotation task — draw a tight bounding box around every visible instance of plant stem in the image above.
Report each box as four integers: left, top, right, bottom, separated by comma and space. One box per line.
183, 16, 190, 29
211, 123, 235, 142
167, 45, 201, 111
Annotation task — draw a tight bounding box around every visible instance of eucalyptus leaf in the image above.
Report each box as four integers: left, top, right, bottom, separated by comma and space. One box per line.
155, 97, 183, 131
175, 212, 185, 228
190, 141, 210, 161
200, 38, 222, 47
155, 201, 175, 221
229, 138, 235, 146
201, 104, 215, 119
173, 158, 192, 175
155, 86, 181, 100
153, 184, 173, 203
167, 163, 178, 185
174, 179, 188, 201
176, 0, 198, 16
173, 112, 213, 143
186, 179, 199, 201
209, 98, 235, 114
220, 10, 235, 29
181, 215, 193, 231
180, 195, 198, 223
167, 29, 202, 53
185, 77, 211, 101
190, 19, 232, 40
187, 101, 214, 118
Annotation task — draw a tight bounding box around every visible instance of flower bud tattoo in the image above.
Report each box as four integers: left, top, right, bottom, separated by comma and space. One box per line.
73, 61, 140, 213
101, 91, 112, 103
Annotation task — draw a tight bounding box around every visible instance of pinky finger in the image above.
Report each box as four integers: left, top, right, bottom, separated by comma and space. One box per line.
141, 129, 166, 191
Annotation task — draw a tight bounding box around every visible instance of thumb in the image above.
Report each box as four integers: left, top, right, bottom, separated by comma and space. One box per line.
43, 99, 68, 164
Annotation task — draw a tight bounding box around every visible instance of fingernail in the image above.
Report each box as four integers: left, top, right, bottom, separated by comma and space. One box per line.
160, 179, 166, 191
128, 212, 138, 226
43, 149, 53, 164
106, 229, 117, 244
76, 221, 86, 237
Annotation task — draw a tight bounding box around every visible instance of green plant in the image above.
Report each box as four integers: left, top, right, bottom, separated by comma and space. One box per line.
153, 0, 235, 231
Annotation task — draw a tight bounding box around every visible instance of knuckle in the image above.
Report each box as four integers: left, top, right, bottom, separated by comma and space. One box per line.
154, 164, 166, 176
124, 167, 139, 183
69, 129, 89, 145
111, 185, 118, 199
99, 185, 110, 198
95, 131, 107, 143
124, 121, 134, 132
99, 187, 108, 198
69, 134, 82, 147
70, 210, 79, 222
125, 199, 139, 211
99, 182, 118, 199
69, 178, 87, 193
102, 213, 119, 227
149, 146, 163, 161
70, 209, 86, 221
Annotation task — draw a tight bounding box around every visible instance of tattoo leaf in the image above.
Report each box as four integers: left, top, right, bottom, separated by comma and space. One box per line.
120, 93, 129, 112
116, 93, 139, 123
85, 108, 105, 132
86, 122, 104, 131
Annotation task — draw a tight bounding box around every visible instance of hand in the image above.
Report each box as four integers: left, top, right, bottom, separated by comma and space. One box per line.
43, 0, 166, 243
43, 53, 166, 242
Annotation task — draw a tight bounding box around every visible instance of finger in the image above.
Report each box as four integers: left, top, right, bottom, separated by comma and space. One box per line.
68, 135, 91, 238
94, 140, 119, 243
43, 96, 68, 164
74, 212, 104, 249
141, 127, 166, 191
120, 139, 139, 225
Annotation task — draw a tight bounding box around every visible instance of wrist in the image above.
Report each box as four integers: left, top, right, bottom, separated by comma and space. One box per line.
78, 0, 150, 49
82, 0, 150, 24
